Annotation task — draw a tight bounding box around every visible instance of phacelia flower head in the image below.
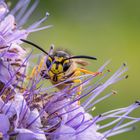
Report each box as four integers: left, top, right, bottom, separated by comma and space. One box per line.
1, 60, 140, 140
0, 0, 51, 92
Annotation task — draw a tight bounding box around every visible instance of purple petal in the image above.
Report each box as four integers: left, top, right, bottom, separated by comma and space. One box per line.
0, 114, 10, 136
0, 1, 9, 19
76, 124, 106, 140
13, 94, 30, 126
0, 59, 15, 84
15, 128, 46, 140
55, 125, 76, 140
0, 15, 15, 36
27, 109, 42, 130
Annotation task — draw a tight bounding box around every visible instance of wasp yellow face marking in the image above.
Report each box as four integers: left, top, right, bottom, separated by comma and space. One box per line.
54, 56, 64, 62
48, 68, 64, 82
51, 63, 64, 74
63, 60, 69, 65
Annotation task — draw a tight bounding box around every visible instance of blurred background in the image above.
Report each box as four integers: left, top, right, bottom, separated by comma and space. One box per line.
13, 0, 140, 139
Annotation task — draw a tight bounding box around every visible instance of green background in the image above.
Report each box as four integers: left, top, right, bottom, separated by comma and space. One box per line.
20, 0, 140, 139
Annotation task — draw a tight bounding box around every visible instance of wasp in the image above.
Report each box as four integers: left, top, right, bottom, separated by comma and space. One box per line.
21, 39, 100, 96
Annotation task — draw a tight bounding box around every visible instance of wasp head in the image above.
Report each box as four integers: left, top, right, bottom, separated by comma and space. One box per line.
46, 50, 71, 74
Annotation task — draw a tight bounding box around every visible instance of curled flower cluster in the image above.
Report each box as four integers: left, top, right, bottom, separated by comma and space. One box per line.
0, 1, 140, 140
0, 0, 51, 93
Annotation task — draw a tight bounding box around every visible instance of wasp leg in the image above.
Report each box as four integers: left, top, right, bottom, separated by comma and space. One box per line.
72, 68, 101, 95
20, 67, 37, 92
28, 57, 45, 80
72, 70, 83, 105
23, 58, 45, 92
73, 79, 82, 95
77, 68, 101, 76
37, 57, 45, 73
72, 70, 82, 96
30, 66, 38, 78
72, 68, 101, 105
73, 79, 82, 105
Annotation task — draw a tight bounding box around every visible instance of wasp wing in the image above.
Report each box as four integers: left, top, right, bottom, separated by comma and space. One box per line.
74, 59, 90, 66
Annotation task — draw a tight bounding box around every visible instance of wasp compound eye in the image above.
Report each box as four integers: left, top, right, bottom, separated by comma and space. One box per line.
46, 59, 52, 68
63, 62, 70, 72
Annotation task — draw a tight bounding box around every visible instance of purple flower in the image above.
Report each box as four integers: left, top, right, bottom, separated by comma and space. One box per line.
10, 61, 138, 140
0, 0, 51, 92
0, 57, 140, 140
0, 114, 10, 140
37, 63, 139, 140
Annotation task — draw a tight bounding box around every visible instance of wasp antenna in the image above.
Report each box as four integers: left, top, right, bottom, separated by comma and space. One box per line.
48, 44, 54, 55
21, 39, 49, 55
50, 44, 54, 50
65, 55, 97, 61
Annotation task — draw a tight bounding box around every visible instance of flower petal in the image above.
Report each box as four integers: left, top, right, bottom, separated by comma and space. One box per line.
15, 128, 46, 140
55, 125, 76, 140
0, 114, 10, 135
